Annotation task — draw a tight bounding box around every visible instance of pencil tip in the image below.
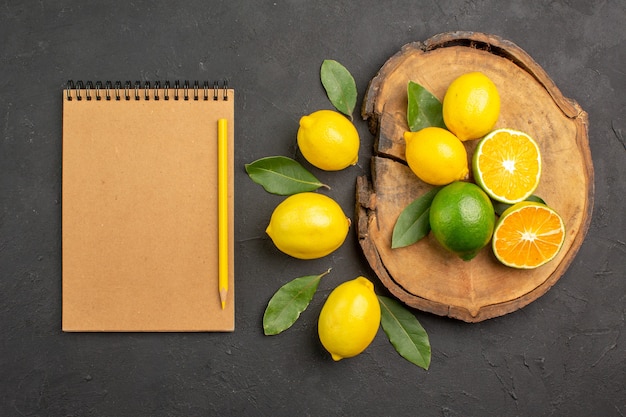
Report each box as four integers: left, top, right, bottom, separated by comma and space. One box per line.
221, 300, 226, 310
220, 289, 227, 310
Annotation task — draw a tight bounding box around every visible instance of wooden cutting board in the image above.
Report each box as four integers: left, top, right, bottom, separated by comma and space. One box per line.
356, 32, 594, 322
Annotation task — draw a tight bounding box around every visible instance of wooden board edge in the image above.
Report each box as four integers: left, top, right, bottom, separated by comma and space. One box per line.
362, 31, 588, 129
423, 31, 582, 120
361, 41, 426, 135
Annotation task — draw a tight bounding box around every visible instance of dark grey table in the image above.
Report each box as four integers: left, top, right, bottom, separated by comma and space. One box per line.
1, 1, 624, 416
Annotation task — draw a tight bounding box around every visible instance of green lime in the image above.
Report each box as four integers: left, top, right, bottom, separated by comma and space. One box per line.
429, 181, 495, 261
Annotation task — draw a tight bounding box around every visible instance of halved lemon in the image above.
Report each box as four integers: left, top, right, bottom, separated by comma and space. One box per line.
492, 201, 565, 269
472, 128, 542, 204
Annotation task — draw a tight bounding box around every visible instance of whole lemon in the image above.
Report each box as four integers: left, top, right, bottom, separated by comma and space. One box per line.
266, 192, 350, 259
297, 110, 359, 171
429, 181, 495, 261
318, 277, 381, 361
404, 127, 469, 185
442, 72, 500, 141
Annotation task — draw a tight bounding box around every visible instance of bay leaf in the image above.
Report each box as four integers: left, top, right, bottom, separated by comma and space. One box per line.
320, 59, 357, 120
378, 295, 431, 370
407, 81, 446, 132
263, 269, 331, 336
493, 194, 547, 216
391, 186, 442, 248
245, 156, 329, 195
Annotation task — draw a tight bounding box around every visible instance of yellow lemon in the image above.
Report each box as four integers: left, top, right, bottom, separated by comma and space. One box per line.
404, 127, 469, 185
442, 72, 500, 141
266, 192, 350, 259
318, 277, 381, 361
297, 110, 359, 171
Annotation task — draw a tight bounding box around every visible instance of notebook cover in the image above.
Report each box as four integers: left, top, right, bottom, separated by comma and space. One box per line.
62, 86, 235, 332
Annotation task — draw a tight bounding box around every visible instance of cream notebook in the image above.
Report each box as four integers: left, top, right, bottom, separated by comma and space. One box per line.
62, 80, 234, 332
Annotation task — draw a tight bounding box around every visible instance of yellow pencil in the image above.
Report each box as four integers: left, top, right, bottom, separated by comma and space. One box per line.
218, 118, 229, 309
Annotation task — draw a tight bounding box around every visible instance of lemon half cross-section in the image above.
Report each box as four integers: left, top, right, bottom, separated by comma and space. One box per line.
492, 201, 565, 269
472, 128, 542, 204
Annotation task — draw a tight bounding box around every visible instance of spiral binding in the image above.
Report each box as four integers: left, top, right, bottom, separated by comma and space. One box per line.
65, 80, 229, 102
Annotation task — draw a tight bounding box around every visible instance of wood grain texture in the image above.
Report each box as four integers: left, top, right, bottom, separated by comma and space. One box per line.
357, 31, 594, 322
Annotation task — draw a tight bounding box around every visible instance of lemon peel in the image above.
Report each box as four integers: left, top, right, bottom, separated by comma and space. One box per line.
443, 72, 500, 141
404, 127, 469, 186
297, 110, 359, 171
266, 192, 350, 259
318, 277, 381, 361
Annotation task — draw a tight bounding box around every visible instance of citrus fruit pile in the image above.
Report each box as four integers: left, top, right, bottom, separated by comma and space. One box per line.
253, 59, 432, 368
249, 71, 397, 361
259, 107, 381, 361
260, 108, 388, 362
402, 71, 566, 268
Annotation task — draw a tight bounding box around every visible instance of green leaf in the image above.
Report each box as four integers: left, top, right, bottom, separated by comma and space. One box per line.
263, 269, 331, 335
245, 156, 329, 195
407, 81, 446, 132
493, 195, 547, 216
391, 187, 442, 248
320, 59, 357, 120
378, 295, 431, 370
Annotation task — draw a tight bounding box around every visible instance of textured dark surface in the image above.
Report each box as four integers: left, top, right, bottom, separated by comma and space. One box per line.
1, 1, 624, 416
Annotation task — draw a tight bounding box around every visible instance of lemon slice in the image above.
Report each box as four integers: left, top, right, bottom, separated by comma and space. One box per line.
492, 201, 565, 269
442, 71, 501, 141
472, 128, 542, 204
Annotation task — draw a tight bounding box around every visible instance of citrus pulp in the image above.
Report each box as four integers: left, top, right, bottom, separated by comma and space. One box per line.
472, 128, 542, 204
492, 201, 565, 269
